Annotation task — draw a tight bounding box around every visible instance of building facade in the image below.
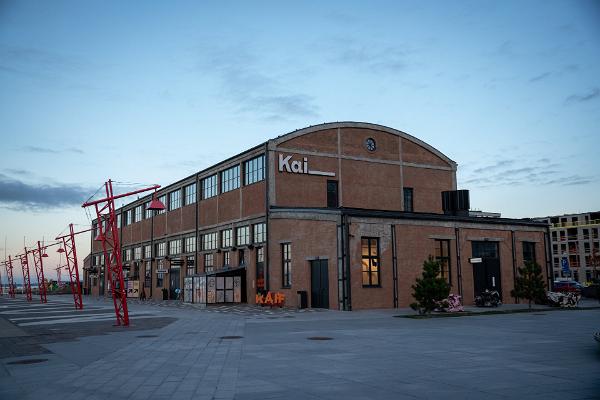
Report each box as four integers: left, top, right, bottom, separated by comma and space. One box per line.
534, 212, 600, 283
84, 122, 549, 309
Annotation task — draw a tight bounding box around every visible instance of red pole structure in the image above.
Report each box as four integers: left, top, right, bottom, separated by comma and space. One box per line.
30, 241, 48, 303
5, 257, 16, 298
82, 180, 163, 326
56, 224, 88, 310
19, 252, 33, 301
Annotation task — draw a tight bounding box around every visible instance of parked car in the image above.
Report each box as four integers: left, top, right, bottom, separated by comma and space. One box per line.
552, 280, 583, 293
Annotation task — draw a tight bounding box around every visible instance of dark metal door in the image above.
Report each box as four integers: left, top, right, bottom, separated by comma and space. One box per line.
310, 259, 329, 309
472, 242, 502, 298
170, 268, 180, 300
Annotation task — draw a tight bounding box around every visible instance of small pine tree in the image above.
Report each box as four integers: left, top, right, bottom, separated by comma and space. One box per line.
511, 261, 546, 310
410, 258, 450, 315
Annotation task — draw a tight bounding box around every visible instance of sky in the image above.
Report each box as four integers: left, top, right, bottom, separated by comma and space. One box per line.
0, 0, 599, 282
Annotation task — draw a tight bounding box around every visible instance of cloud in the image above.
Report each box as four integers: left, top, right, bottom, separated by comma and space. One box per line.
529, 72, 551, 83
565, 88, 600, 104
461, 157, 597, 188
0, 44, 89, 78
333, 45, 408, 73
4, 169, 31, 176
20, 146, 84, 154
0, 174, 91, 210
196, 43, 318, 120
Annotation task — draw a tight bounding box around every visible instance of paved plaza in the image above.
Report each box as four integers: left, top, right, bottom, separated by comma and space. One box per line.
0, 295, 599, 400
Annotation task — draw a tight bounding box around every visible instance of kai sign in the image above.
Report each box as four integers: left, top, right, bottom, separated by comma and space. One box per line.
278, 154, 335, 177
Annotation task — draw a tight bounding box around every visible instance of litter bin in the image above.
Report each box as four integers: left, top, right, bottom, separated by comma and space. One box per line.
297, 290, 308, 309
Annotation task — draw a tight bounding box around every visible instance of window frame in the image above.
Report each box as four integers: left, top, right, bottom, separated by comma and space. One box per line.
201, 174, 218, 200
282, 243, 292, 288
169, 189, 181, 211
361, 237, 380, 287
244, 155, 265, 186
184, 183, 197, 205
434, 239, 451, 285
221, 165, 240, 193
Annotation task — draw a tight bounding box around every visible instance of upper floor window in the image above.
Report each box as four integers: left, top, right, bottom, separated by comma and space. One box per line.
236, 226, 250, 246
201, 175, 218, 199
253, 223, 266, 243
221, 165, 240, 193
134, 205, 142, 223
169, 190, 181, 211
244, 155, 265, 185
403, 188, 414, 212
221, 229, 232, 248
145, 201, 153, 219
134, 247, 142, 260
184, 183, 197, 205
202, 232, 218, 251
523, 241, 536, 263
169, 239, 181, 256
361, 237, 380, 287
144, 244, 152, 259
124, 209, 132, 226
155, 242, 166, 257
204, 253, 214, 272
157, 195, 167, 215
184, 236, 196, 253
223, 251, 231, 267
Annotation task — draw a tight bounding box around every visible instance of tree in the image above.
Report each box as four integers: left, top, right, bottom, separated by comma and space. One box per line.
511, 261, 546, 310
410, 258, 450, 315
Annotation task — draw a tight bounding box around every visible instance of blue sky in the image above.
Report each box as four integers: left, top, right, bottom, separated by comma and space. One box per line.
1, 0, 599, 281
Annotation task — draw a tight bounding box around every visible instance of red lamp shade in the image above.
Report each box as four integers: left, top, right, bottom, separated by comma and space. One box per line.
42, 253, 49, 258
147, 197, 166, 211
57, 248, 65, 253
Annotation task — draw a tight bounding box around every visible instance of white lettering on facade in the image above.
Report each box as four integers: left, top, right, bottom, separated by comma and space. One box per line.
278, 154, 335, 177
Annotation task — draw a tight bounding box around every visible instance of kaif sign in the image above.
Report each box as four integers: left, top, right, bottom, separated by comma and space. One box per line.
278, 154, 335, 177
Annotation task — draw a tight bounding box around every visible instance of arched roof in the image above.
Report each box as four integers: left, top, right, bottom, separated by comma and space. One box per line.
270, 121, 456, 167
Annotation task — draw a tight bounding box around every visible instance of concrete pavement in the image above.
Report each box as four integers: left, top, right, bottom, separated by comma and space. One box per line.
1, 295, 599, 399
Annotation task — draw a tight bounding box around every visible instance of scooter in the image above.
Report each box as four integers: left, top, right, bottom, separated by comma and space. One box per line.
475, 289, 501, 307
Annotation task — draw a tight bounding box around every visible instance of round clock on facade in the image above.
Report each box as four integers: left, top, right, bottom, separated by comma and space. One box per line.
365, 138, 376, 151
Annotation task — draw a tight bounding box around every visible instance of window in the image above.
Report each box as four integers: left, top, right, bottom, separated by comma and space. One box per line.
202, 232, 218, 250
156, 260, 164, 287
145, 201, 153, 219
223, 251, 230, 267
124, 210, 131, 226
186, 256, 195, 276
169, 190, 181, 211
157, 195, 167, 215
134, 247, 142, 260
134, 205, 142, 222
184, 236, 196, 253
403, 188, 414, 212
221, 165, 240, 193
434, 239, 451, 284
244, 155, 265, 185
256, 247, 265, 291
155, 242, 166, 257
169, 239, 181, 256
204, 253, 214, 272
144, 245, 152, 259
144, 261, 151, 288
184, 183, 197, 205
236, 226, 250, 246
523, 242, 536, 263
221, 229, 232, 248
253, 223, 266, 243
124, 248, 132, 262
238, 249, 245, 266
361, 238, 380, 287
584, 242, 590, 253
327, 180, 338, 208
282, 243, 291, 287
201, 175, 218, 199
116, 214, 121, 228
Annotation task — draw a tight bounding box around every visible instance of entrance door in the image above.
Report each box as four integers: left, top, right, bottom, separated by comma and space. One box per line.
170, 268, 180, 300
310, 259, 329, 309
472, 241, 501, 298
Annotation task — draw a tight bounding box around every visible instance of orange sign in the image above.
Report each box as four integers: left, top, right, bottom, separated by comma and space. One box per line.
256, 292, 285, 307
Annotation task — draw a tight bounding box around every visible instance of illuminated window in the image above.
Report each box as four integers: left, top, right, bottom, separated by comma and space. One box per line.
434, 239, 451, 284
361, 238, 380, 287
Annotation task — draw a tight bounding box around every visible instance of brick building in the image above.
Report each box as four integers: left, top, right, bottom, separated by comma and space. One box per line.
84, 122, 549, 309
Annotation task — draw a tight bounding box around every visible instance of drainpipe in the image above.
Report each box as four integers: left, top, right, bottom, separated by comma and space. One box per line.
511, 230, 518, 303
455, 227, 463, 298
391, 224, 398, 308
